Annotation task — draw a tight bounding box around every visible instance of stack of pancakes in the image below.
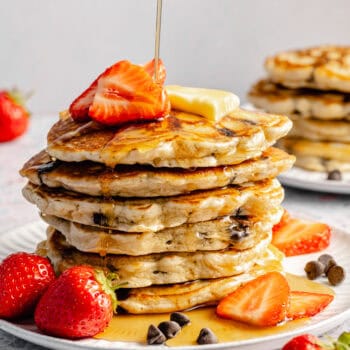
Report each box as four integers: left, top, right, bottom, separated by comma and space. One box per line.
20, 103, 294, 314
248, 45, 350, 173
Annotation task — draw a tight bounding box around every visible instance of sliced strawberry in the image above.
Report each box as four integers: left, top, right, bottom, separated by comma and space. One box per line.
69, 78, 98, 121
216, 272, 290, 327
143, 58, 166, 84
287, 291, 333, 320
272, 217, 331, 257
69, 59, 167, 122
272, 209, 291, 233
88, 60, 170, 126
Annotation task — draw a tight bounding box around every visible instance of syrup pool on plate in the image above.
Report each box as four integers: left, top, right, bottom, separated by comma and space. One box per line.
95, 273, 334, 346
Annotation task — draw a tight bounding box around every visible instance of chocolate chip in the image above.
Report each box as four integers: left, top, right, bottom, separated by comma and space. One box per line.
37, 160, 62, 184
327, 265, 346, 286
304, 261, 325, 280
230, 228, 249, 241
170, 312, 190, 327
318, 254, 336, 275
217, 128, 235, 137
327, 169, 342, 181
158, 321, 181, 339
147, 324, 166, 345
196, 328, 218, 345
93, 213, 108, 226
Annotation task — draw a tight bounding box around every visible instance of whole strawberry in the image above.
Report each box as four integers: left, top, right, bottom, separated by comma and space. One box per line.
0, 252, 56, 319
282, 334, 323, 350
34, 266, 116, 339
0, 89, 30, 142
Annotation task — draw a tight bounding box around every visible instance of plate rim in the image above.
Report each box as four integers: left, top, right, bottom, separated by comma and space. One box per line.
0, 220, 350, 350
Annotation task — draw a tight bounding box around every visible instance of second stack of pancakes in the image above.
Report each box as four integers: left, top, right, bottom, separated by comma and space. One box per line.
20, 95, 293, 314
248, 45, 350, 175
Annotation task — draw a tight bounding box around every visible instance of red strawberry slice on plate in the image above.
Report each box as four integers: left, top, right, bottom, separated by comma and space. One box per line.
287, 291, 334, 320
272, 216, 331, 256
216, 272, 290, 327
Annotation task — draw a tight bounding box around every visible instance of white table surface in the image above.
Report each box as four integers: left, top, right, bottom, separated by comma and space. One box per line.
0, 114, 349, 349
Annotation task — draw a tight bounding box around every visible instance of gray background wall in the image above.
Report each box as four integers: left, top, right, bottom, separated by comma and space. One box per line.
1, 0, 349, 114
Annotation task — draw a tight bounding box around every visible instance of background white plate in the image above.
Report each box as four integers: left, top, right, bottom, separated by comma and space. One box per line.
0, 221, 349, 350
279, 168, 350, 195
242, 103, 350, 195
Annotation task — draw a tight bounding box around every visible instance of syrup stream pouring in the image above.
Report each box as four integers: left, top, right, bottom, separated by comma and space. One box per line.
154, 0, 162, 82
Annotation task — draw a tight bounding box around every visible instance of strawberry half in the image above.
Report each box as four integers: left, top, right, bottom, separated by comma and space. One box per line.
69, 78, 98, 121
89, 60, 170, 125
69, 59, 168, 123
143, 58, 166, 84
216, 272, 290, 327
287, 291, 334, 320
272, 209, 291, 233
272, 216, 331, 257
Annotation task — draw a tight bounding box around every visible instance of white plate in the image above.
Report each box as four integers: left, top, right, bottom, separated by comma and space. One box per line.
0, 221, 349, 350
278, 168, 350, 194
241, 102, 350, 194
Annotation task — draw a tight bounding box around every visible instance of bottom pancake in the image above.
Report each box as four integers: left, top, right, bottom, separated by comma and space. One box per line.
38, 227, 272, 288
278, 138, 350, 171
41, 207, 283, 255
117, 246, 283, 314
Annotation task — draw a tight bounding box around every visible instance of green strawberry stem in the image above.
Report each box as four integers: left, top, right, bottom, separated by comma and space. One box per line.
8, 88, 33, 113
94, 269, 128, 313
94, 269, 120, 313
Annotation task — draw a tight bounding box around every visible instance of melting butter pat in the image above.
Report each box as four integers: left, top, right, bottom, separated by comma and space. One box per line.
166, 85, 240, 122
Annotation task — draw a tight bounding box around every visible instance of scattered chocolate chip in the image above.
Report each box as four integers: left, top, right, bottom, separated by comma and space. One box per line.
304, 261, 324, 280
196, 328, 218, 345
170, 312, 190, 327
318, 254, 336, 275
147, 324, 166, 345
327, 265, 346, 286
158, 321, 181, 339
327, 169, 342, 181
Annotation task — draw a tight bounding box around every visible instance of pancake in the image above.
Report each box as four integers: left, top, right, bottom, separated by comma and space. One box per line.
39, 228, 272, 288
20, 148, 295, 197
288, 115, 350, 142
22, 179, 284, 233
46, 109, 292, 168
41, 206, 283, 255
117, 246, 283, 314
278, 138, 350, 171
265, 45, 350, 92
248, 79, 350, 120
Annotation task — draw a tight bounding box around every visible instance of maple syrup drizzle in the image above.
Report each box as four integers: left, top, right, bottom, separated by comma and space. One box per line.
95, 274, 334, 346
153, 0, 162, 82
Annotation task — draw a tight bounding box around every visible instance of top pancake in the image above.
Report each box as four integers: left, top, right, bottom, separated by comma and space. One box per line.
46, 109, 292, 168
248, 79, 350, 120
265, 46, 350, 92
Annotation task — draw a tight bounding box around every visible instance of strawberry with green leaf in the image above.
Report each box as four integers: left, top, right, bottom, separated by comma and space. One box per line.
0, 89, 30, 142
35, 265, 119, 339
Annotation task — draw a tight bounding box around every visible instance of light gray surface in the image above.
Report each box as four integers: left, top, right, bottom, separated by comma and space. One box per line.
0, 114, 349, 348
1, 0, 350, 114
